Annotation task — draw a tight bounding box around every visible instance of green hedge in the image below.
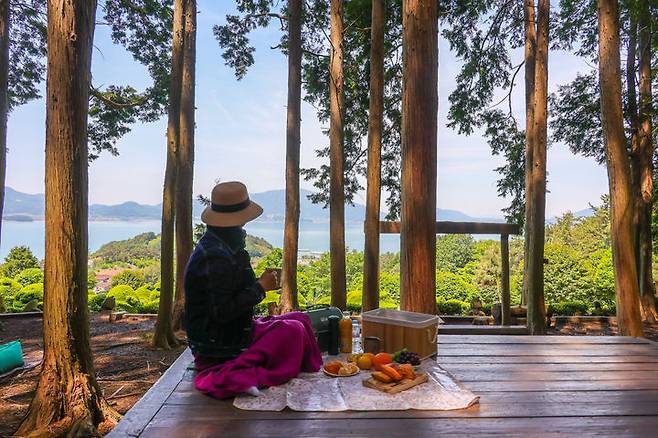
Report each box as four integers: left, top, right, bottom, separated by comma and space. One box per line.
15, 268, 44, 287
436, 298, 469, 315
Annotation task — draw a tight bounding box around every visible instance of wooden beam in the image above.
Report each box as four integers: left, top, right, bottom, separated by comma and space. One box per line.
380, 221, 521, 236
399, 0, 438, 315
501, 234, 511, 325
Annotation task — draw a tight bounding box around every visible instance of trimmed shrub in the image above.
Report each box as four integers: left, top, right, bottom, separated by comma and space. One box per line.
88, 293, 107, 312
13, 283, 44, 312
0, 277, 21, 301
437, 298, 469, 315
137, 300, 160, 314
107, 285, 139, 312
548, 301, 589, 316
110, 269, 146, 290
435, 271, 478, 302
15, 268, 44, 287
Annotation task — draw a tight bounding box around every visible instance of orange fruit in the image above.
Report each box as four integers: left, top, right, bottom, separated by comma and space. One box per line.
324, 361, 341, 374
372, 352, 393, 370
356, 355, 373, 370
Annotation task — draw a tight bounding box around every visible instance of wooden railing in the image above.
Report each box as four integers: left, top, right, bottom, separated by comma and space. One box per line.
379, 221, 521, 325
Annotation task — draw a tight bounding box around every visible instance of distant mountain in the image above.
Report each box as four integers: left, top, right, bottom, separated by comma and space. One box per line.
5, 186, 503, 223
5, 187, 44, 217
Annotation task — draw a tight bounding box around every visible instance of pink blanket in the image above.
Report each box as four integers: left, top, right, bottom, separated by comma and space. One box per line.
194, 312, 323, 399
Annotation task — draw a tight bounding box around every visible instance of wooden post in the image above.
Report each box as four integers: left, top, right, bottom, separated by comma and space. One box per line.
400, 0, 438, 315
500, 234, 511, 325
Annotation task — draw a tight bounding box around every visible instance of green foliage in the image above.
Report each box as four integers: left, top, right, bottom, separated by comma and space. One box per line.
13, 283, 44, 312
436, 271, 479, 302
8, 2, 47, 110
92, 232, 160, 264
436, 235, 476, 273
437, 298, 469, 316
215, 1, 405, 218
1, 246, 40, 279
346, 290, 397, 313
107, 285, 140, 313
0, 277, 22, 302
439, 0, 526, 222
14, 268, 44, 287
88, 293, 108, 312
111, 269, 147, 290
193, 223, 274, 259
548, 301, 589, 316
137, 300, 160, 314
254, 248, 283, 276
549, 71, 604, 164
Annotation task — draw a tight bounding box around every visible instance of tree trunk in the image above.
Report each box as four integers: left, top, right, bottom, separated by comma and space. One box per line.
526, 0, 549, 335
154, 0, 185, 349
281, 0, 302, 313
329, 0, 346, 311
172, 0, 197, 331
362, 0, 385, 313
399, 0, 437, 315
521, 0, 536, 308
626, 14, 641, 284
597, 0, 644, 337
637, 0, 657, 322
0, 0, 7, 251
17, 1, 120, 435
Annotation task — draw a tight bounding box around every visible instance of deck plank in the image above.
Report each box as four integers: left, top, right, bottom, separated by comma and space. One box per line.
114, 335, 658, 437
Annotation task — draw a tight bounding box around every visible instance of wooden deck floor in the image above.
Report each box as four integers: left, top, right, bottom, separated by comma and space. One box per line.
108, 335, 658, 437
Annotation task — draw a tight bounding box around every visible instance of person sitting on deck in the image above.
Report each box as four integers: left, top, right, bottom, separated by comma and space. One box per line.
184, 181, 322, 399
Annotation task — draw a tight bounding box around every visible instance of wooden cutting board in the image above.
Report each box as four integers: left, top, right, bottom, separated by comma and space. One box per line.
362, 372, 428, 394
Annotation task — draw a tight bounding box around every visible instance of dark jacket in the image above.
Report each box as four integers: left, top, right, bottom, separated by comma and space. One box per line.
184, 229, 265, 358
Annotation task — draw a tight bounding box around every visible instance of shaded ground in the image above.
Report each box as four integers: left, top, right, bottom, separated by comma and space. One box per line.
548, 319, 658, 340
0, 313, 186, 437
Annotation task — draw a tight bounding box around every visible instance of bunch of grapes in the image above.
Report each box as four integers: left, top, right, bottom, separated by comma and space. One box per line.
397, 350, 421, 365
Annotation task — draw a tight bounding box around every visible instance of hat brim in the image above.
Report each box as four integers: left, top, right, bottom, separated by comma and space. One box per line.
201, 201, 263, 227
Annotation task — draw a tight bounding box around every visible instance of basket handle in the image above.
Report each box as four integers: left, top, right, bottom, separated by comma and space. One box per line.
427, 325, 438, 345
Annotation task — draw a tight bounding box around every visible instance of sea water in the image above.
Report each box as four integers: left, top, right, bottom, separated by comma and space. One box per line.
1, 219, 403, 259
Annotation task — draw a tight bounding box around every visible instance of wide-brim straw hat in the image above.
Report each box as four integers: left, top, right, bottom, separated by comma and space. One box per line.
201, 181, 263, 227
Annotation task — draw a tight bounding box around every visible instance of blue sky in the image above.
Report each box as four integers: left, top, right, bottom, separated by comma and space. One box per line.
5, 2, 608, 218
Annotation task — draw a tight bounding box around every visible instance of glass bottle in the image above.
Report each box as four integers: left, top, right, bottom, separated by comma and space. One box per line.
339, 311, 353, 353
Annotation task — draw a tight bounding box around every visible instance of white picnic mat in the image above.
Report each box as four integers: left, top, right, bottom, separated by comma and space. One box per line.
233, 359, 479, 412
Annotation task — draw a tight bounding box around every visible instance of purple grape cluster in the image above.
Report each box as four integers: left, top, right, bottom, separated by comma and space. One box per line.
397, 350, 421, 365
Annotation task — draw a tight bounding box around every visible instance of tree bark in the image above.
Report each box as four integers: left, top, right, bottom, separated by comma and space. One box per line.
172, 0, 196, 331
17, 1, 120, 435
597, 0, 645, 337
636, 0, 657, 322
154, 0, 185, 349
521, 0, 536, 308
281, 0, 302, 313
362, 0, 385, 313
0, 0, 7, 251
399, 0, 437, 315
329, 0, 346, 311
526, 0, 549, 335
626, 14, 641, 284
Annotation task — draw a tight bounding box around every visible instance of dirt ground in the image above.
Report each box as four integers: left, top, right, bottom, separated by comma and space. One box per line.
0, 313, 186, 437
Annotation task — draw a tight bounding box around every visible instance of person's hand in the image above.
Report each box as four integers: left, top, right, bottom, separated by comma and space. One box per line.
258, 269, 279, 291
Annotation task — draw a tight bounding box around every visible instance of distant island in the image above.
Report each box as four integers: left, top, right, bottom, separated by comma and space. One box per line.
4, 186, 509, 223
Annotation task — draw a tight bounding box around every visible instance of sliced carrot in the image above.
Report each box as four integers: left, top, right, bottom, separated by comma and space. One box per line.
372, 371, 393, 383
380, 364, 402, 381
